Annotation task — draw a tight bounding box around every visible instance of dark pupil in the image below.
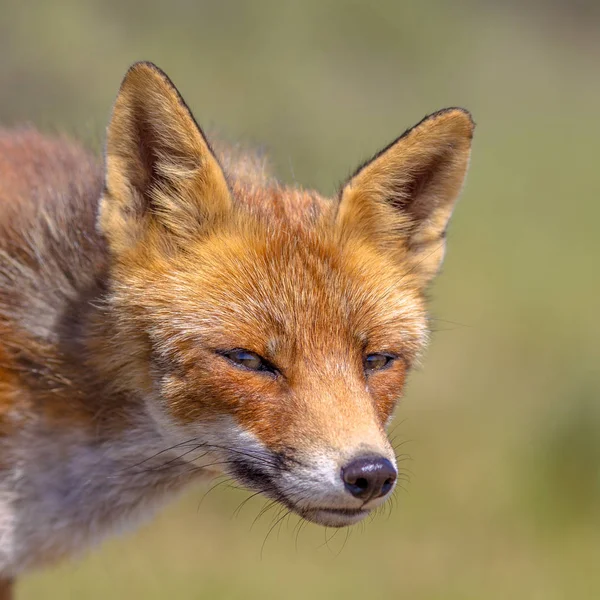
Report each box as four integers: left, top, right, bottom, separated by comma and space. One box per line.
231, 350, 263, 370
365, 354, 389, 370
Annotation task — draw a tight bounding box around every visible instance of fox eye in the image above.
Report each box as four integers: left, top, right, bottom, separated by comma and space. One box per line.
364, 353, 395, 372
221, 349, 274, 373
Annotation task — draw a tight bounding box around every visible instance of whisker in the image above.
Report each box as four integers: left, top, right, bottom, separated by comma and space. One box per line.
205, 445, 283, 469
392, 439, 413, 451
118, 437, 203, 472
336, 527, 351, 557
232, 490, 264, 518
251, 499, 279, 530
387, 418, 408, 440
294, 517, 311, 552
260, 510, 291, 559
196, 476, 230, 512
429, 317, 472, 329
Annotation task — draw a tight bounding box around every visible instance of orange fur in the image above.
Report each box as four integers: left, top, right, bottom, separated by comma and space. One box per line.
0, 62, 474, 583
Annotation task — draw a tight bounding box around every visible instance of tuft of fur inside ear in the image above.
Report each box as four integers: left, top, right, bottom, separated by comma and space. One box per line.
337, 108, 474, 285
99, 61, 232, 255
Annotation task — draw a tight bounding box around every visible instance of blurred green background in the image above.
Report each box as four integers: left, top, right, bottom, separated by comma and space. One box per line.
2, 0, 599, 598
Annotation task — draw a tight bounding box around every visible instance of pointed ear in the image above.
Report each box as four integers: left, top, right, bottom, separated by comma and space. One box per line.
337, 108, 474, 284
98, 62, 232, 254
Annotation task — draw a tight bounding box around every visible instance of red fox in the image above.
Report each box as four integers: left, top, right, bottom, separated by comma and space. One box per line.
0, 62, 473, 598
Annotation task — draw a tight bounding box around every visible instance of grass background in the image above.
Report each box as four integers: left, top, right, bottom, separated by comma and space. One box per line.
1, 0, 599, 597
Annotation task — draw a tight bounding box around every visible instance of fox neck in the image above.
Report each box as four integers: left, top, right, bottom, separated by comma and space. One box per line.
2, 284, 211, 575
33, 275, 172, 458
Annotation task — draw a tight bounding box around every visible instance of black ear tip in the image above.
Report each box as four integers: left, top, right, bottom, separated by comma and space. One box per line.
426, 107, 476, 133
448, 107, 474, 127
118, 61, 184, 103
436, 106, 473, 119
124, 61, 169, 81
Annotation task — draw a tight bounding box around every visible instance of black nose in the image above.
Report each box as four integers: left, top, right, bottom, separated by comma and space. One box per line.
342, 456, 397, 501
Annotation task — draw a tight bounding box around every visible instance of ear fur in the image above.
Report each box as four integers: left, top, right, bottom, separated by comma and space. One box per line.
99, 61, 232, 254
337, 108, 474, 284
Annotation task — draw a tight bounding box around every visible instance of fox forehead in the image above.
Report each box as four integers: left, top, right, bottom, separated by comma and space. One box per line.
117, 186, 429, 368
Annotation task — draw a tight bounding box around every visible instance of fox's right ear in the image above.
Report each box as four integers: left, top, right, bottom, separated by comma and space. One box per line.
99, 62, 232, 255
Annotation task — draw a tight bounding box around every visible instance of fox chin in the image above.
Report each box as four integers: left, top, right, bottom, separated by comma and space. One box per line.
0, 61, 474, 592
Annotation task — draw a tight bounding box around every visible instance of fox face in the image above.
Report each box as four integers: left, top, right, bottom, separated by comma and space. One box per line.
98, 62, 473, 527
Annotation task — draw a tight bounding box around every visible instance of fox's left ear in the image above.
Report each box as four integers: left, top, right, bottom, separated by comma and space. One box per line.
337, 108, 474, 285
99, 62, 232, 255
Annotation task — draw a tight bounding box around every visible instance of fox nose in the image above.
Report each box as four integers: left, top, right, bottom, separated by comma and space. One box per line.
341, 456, 397, 501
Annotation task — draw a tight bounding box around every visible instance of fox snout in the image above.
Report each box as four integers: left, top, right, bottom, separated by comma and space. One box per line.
292, 452, 399, 527
217, 409, 399, 527
227, 447, 399, 527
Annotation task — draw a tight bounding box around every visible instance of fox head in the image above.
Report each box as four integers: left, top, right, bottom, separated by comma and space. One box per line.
98, 62, 473, 527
